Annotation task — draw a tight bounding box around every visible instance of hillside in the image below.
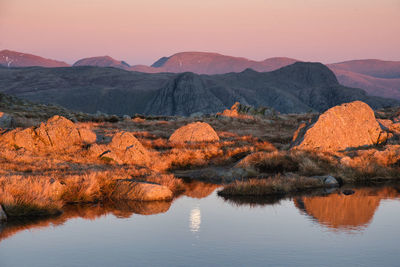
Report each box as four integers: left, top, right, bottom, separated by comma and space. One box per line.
73, 56, 131, 70
0, 50, 69, 68
3, 49, 400, 101
0, 62, 397, 116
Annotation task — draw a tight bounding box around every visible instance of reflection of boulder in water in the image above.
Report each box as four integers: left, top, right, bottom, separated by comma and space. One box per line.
182, 180, 219, 199
0, 200, 172, 242
294, 187, 399, 230
0, 204, 108, 242
218, 187, 338, 207
107, 200, 172, 217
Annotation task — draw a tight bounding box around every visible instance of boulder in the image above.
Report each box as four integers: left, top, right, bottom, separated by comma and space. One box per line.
377, 119, 400, 135
169, 122, 219, 144
106, 131, 150, 165
310, 175, 339, 187
0, 112, 13, 129
112, 180, 173, 201
1, 115, 96, 152
291, 101, 386, 152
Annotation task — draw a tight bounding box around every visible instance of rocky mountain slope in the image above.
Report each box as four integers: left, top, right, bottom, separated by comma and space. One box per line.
73, 56, 131, 70
0, 62, 397, 116
3, 49, 400, 100
0, 50, 69, 68
141, 52, 298, 74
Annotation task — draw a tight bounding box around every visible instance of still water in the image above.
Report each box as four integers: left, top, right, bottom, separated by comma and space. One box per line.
1, 183, 400, 267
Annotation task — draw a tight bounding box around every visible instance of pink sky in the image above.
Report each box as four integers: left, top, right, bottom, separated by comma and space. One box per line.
0, 0, 399, 65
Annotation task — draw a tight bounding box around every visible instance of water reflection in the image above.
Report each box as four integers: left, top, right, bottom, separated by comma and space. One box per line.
0, 201, 172, 242
0, 180, 218, 243
189, 207, 201, 233
295, 187, 400, 231
220, 185, 400, 232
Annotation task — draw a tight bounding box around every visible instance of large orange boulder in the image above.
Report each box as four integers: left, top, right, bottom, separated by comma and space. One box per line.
291, 101, 386, 152
91, 131, 150, 165
1, 115, 96, 152
169, 122, 219, 144
112, 180, 173, 201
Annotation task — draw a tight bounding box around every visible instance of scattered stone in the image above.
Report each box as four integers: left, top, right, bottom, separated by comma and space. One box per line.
0, 111, 13, 129
112, 180, 173, 201
123, 115, 131, 121
169, 122, 219, 144
377, 119, 400, 135
190, 112, 203, 118
217, 102, 276, 120
342, 189, 355, 195
310, 175, 339, 187
291, 101, 386, 152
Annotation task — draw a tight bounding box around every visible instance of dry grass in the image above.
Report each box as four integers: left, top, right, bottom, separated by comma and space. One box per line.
0, 176, 64, 217
1, 108, 400, 217
218, 174, 324, 197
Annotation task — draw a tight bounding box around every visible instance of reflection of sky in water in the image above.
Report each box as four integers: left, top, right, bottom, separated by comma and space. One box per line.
189, 207, 201, 233
0, 190, 400, 267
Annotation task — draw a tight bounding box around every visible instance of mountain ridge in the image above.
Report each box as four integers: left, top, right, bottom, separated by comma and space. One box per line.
0, 62, 397, 116
2, 49, 400, 100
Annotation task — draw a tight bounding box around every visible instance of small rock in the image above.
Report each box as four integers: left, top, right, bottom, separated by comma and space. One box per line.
310, 175, 339, 187
190, 112, 203, 118
342, 189, 355, 195
123, 115, 131, 121
0, 112, 13, 129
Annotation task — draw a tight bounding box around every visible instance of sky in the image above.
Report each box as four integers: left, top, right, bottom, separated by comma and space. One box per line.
0, 0, 399, 65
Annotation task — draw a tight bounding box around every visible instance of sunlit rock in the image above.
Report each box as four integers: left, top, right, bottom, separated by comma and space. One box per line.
1, 115, 96, 152
107, 131, 150, 165
112, 180, 173, 201
169, 122, 219, 144
291, 101, 386, 152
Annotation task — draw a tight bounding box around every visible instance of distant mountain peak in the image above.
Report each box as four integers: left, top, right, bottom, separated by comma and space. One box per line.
0, 49, 69, 68
73, 55, 130, 69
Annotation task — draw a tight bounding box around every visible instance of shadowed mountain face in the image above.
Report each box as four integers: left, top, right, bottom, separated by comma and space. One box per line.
73, 56, 131, 70
0, 50, 69, 68
0, 62, 398, 116
3, 50, 400, 100
294, 187, 400, 231
94, 52, 400, 100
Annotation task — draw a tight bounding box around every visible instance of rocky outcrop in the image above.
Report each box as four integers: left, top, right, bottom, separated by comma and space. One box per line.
90, 131, 150, 165
0, 112, 13, 129
1, 62, 398, 116
377, 119, 400, 135
169, 122, 219, 144
218, 102, 276, 119
112, 180, 173, 201
291, 101, 386, 152
1, 115, 96, 152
